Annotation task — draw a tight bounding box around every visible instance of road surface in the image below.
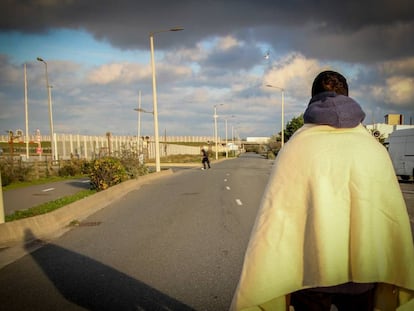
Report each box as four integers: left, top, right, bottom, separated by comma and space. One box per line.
3, 178, 91, 215
0, 153, 272, 311
2, 166, 196, 215
1, 153, 413, 310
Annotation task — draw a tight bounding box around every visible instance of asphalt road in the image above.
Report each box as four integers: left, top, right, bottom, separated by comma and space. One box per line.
0, 153, 272, 311
2, 165, 196, 216
0, 154, 413, 311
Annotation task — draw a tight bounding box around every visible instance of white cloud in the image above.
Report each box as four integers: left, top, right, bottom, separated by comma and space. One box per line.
263, 53, 321, 99
386, 76, 414, 106
166, 44, 207, 64
87, 63, 151, 85
217, 36, 240, 51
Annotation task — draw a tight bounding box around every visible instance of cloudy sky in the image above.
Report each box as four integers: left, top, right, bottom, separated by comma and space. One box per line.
1, 0, 413, 140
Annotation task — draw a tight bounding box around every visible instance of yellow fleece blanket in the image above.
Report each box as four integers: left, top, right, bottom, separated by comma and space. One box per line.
230, 124, 414, 311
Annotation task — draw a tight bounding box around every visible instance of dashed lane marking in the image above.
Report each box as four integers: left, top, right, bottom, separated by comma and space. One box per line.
42, 188, 55, 192
236, 199, 243, 206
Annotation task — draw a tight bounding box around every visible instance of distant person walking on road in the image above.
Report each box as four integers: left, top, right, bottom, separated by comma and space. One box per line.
231, 70, 414, 311
201, 148, 210, 170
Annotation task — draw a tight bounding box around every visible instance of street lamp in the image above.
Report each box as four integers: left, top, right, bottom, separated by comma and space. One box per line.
133, 105, 154, 153
37, 57, 56, 160
266, 84, 285, 148
224, 115, 235, 158
134, 108, 154, 114
213, 104, 223, 160
150, 27, 184, 172
134, 90, 142, 154
24, 64, 29, 160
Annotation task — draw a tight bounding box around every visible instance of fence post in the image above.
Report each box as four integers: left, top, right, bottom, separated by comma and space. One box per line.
69, 134, 73, 157
61, 134, 66, 159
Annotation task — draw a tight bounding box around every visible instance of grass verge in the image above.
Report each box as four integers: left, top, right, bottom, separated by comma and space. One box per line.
5, 189, 96, 222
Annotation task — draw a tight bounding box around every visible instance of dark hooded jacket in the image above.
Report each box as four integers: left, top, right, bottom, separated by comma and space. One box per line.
304, 91, 365, 128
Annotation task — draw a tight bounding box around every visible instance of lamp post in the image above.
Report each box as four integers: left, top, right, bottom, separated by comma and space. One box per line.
224, 115, 235, 158
232, 125, 234, 151
134, 106, 154, 152
24, 64, 29, 160
266, 84, 285, 148
150, 27, 184, 172
231, 124, 240, 155
135, 91, 142, 153
225, 118, 228, 158
213, 104, 223, 160
37, 57, 56, 160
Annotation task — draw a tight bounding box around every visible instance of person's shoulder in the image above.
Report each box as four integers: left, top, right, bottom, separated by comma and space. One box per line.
295, 123, 370, 135
286, 124, 382, 151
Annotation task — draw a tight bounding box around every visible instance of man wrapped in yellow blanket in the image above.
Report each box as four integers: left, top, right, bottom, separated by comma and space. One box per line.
230, 71, 414, 311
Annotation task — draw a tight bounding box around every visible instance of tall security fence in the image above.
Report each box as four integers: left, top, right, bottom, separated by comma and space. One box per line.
0, 133, 223, 161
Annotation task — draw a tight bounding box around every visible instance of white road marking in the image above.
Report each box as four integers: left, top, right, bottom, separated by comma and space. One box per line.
226, 186, 231, 190
42, 188, 55, 192
224, 179, 228, 182
236, 199, 243, 206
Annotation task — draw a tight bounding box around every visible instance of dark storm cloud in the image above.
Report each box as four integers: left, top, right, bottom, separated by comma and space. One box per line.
1, 0, 414, 62
203, 43, 263, 71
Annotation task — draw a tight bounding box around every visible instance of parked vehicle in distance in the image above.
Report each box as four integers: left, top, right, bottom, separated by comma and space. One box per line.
388, 128, 414, 180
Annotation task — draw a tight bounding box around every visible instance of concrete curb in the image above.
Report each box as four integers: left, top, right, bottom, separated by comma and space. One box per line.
0, 169, 173, 248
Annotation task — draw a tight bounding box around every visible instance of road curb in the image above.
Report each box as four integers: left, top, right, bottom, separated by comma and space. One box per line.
0, 169, 173, 248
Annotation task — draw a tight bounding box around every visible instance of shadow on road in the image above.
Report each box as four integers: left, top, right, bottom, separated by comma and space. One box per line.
24, 229, 195, 311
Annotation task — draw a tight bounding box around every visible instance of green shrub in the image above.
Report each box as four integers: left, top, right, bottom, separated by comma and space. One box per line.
120, 158, 149, 178
89, 157, 128, 191
59, 159, 93, 177
1, 159, 33, 186
80, 160, 93, 175
1, 168, 12, 186
58, 164, 78, 176
267, 151, 276, 160
117, 145, 150, 178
